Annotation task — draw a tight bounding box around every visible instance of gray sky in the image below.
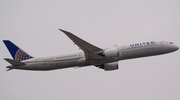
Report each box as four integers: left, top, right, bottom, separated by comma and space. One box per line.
0, 0, 180, 100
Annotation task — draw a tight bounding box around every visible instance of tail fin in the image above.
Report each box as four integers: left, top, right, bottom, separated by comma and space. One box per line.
3, 40, 33, 61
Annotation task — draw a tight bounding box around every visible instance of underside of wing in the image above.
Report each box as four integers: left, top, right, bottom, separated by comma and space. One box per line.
59, 29, 104, 60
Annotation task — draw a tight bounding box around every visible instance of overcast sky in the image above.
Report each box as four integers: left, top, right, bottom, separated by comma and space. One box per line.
0, 0, 180, 100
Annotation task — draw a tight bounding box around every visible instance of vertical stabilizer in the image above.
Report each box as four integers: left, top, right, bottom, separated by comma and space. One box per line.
3, 40, 33, 61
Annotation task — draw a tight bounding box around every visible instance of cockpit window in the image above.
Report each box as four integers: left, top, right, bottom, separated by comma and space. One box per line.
170, 42, 173, 44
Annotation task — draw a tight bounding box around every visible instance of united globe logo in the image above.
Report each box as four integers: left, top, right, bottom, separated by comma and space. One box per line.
15, 49, 32, 61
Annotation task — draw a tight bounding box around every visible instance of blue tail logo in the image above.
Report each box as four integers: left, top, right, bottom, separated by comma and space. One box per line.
3, 40, 33, 61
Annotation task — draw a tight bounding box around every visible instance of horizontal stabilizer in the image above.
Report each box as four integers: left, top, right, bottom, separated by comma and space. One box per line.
6, 68, 13, 71
4, 58, 25, 66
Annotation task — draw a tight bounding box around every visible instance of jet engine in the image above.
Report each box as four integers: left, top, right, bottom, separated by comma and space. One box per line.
98, 48, 119, 58
99, 62, 119, 71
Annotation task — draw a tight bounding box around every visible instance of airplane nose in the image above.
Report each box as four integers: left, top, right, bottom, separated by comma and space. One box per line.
173, 45, 179, 51
176, 46, 179, 50
167, 45, 179, 53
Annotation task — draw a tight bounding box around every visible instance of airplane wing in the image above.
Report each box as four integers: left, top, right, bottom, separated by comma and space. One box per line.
59, 29, 104, 60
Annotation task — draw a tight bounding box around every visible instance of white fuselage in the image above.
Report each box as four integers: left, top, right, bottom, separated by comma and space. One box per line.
10, 41, 179, 70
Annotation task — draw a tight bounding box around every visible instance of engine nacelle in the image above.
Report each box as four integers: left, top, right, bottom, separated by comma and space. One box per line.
104, 48, 119, 58
100, 62, 119, 71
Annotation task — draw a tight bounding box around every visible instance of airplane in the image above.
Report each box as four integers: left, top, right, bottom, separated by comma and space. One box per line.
3, 29, 179, 71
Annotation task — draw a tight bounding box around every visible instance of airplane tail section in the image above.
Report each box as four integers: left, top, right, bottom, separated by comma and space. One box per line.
3, 40, 33, 61
4, 58, 25, 66
4, 58, 25, 71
